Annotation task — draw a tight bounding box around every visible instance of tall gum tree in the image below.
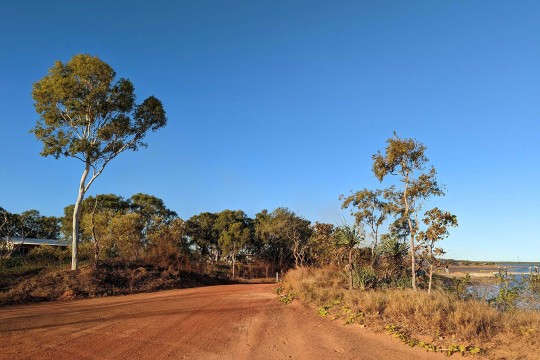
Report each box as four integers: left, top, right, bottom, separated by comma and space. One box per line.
31, 54, 167, 270
372, 134, 443, 290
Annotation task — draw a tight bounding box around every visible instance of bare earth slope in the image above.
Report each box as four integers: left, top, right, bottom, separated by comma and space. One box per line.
1, 284, 442, 360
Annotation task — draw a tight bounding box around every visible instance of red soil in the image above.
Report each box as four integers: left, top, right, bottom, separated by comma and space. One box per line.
0, 284, 442, 359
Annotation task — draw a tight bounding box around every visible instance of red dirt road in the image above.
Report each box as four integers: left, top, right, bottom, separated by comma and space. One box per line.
1, 284, 442, 360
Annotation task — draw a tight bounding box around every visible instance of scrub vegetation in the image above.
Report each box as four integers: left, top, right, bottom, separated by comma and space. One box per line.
280, 267, 540, 359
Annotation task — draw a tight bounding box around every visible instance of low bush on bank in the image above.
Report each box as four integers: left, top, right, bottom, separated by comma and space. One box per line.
281, 266, 540, 359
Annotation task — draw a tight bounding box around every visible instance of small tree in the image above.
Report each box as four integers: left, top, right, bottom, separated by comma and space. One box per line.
81, 194, 130, 262
252, 208, 311, 271
31, 54, 167, 270
341, 188, 389, 262
372, 133, 444, 290
215, 210, 252, 279
130, 193, 178, 240
334, 224, 364, 290
0, 208, 55, 264
417, 208, 458, 295
185, 212, 220, 261
147, 218, 190, 268
106, 213, 145, 261
0, 208, 18, 265
307, 222, 336, 265
253, 210, 290, 274
272, 208, 312, 268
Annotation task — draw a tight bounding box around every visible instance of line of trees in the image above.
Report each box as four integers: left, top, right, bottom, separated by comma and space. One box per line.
2, 133, 457, 292
0, 198, 323, 278
22, 54, 457, 291
0, 208, 61, 264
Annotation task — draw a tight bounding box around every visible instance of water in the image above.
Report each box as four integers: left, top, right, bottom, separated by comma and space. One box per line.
466, 263, 540, 310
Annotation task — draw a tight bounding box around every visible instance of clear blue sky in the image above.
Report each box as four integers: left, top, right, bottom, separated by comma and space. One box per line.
0, 1, 538, 261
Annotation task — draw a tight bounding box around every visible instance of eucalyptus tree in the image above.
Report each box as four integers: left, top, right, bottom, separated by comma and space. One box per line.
271, 208, 312, 268
215, 210, 252, 279
372, 134, 444, 290
253, 208, 311, 270
0, 208, 19, 264
81, 194, 130, 262
341, 188, 389, 261
147, 218, 190, 267
31, 54, 167, 270
62, 194, 130, 244
254, 210, 290, 272
0, 208, 60, 240
106, 213, 145, 261
130, 193, 177, 242
417, 208, 458, 295
185, 212, 220, 260
307, 222, 336, 265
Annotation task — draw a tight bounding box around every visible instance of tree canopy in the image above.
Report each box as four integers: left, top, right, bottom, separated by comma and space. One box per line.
31, 54, 167, 270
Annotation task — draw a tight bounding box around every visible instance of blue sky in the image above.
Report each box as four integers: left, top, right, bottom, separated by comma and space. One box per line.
0, 1, 538, 261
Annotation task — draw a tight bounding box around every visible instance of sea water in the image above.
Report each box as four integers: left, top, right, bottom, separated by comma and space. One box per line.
466, 263, 540, 310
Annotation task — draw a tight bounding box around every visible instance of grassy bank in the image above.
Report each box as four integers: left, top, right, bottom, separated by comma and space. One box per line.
280, 267, 540, 359
0, 258, 231, 306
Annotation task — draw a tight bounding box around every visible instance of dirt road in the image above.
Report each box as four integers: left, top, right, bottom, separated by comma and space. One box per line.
1, 284, 442, 359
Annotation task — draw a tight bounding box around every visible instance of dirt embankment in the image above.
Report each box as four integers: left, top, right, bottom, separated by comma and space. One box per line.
0, 284, 442, 360
0, 261, 227, 306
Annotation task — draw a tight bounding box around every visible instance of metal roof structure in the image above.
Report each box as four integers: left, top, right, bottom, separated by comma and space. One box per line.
6, 237, 69, 247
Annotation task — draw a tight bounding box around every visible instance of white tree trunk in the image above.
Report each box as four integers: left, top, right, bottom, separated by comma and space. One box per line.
71, 163, 90, 271
232, 253, 236, 280
403, 174, 417, 291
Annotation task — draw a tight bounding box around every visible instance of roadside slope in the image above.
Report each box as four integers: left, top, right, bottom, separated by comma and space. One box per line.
0, 284, 442, 360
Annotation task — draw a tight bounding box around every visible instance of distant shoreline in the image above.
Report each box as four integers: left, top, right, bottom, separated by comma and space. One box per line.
446, 260, 540, 265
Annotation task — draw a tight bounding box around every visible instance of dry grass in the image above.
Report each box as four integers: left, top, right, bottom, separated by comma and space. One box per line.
0, 260, 227, 306
282, 266, 540, 359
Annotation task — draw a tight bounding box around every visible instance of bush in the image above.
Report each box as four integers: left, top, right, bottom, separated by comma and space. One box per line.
26, 246, 70, 265
352, 267, 376, 290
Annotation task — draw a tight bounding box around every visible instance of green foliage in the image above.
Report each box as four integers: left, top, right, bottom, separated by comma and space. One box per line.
371, 133, 447, 290
489, 276, 520, 311
31, 54, 167, 162
352, 267, 377, 290
316, 300, 364, 325
0, 207, 61, 240
31, 54, 167, 270
279, 293, 295, 304
317, 305, 331, 317
307, 222, 337, 265
340, 188, 389, 258
130, 193, 177, 236
185, 212, 219, 258
451, 273, 471, 300
215, 210, 252, 278
254, 208, 311, 270
26, 246, 70, 265
384, 324, 482, 356
528, 274, 540, 294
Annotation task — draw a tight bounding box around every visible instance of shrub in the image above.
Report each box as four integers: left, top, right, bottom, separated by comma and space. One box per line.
26, 245, 70, 265
352, 267, 376, 290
